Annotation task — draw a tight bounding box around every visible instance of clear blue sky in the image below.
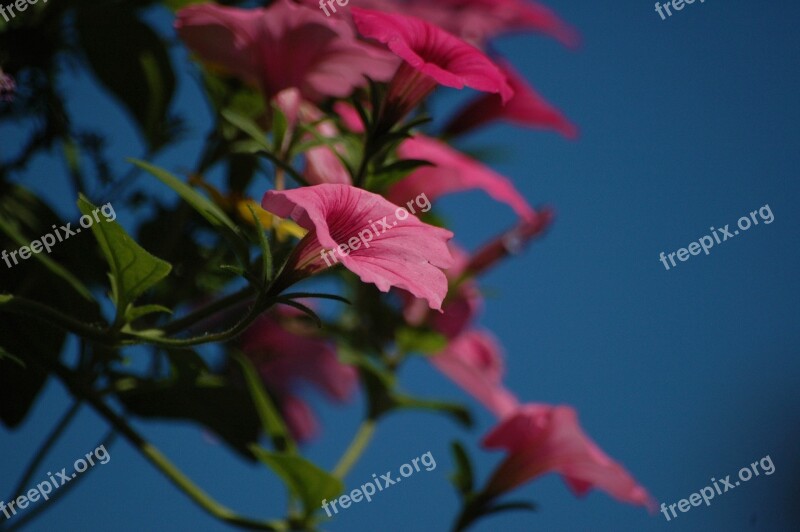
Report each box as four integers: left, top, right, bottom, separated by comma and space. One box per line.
2, 1, 799, 530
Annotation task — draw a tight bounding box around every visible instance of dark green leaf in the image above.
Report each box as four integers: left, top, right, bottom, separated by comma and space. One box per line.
0, 346, 25, 369
233, 353, 294, 453
0, 213, 94, 302
116, 377, 262, 460
450, 441, 474, 497
77, 195, 172, 321
246, 203, 273, 284
76, 6, 176, 149
129, 159, 250, 262
393, 394, 473, 428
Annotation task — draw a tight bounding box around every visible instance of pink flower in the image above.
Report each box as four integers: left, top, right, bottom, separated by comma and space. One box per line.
273, 89, 352, 185
433, 0, 579, 47
445, 60, 578, 138
351, 7, 513, 127
431, 330, 519, 418
388, 135, 536, 220
241, 310, 358, 441
482, 404, 654, 508
0, 69, 15, 103
175, 1, 396, 102
402, 244, 481, 338
295, 0, 576, 48
262, 184, 454, 310
464, 210, 553, 276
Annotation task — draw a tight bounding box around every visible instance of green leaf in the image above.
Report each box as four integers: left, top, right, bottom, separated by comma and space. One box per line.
165, 0, 208, 10
450, 441, 474, 497
124, 304, 172, 324
0, 213, 94, 302
393, 394, 473, 428
76, 6, 176, 149
233, 353, 294, 453
77, 195, 172, 321
251, 448, 344, 517
482, 500, 537, 517
246, 203, 273, 284
396, 326, 448, 356
129, 159, 250, 262
164, 349, 209, 385
0, 346, 25, 369
222, 110, 272, 152
368, 159, 434, 189
275, 298, 323, 329
116, 377, 262, 460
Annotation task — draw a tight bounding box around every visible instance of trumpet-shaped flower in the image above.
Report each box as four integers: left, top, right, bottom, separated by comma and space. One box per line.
433, 0, 579, 47
241, 310, 357, 441
431, 330, 519, 418
482, 404, 654, 508
445, 60, 577, 138
262, 184, 454, 310
175, 0, 396, 102
351, 7, 513, 127
388, 135, 536, 220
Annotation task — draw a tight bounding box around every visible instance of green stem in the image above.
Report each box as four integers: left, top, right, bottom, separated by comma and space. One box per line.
124, 294, 273, 348
36, 358, 286, 531
160, 285, 257, 335
332, 419, 377, 479
6, 401, 82, 504
0, 295, 113, 346
4, 431, 118, 532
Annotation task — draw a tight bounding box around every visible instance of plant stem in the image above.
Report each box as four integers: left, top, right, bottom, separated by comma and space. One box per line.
160, 285, 257, 335
332, 419, 376, 479
35, 358, 286, 531
6, 401, 82, 504
4, 431, 118, 532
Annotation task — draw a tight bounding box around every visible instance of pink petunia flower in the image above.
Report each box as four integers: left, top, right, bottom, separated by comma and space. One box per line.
464, 210, 553, 276
351, 7, 513, 128
482, 404, 655, 508
295, 0, 575, 48
431, 329, 519, 418
175, 0, 396, 102
262, 184, 454, 310
444, 60, 578, 138
273, 88, 352, 185
387, 135, 536, 220
241, 310, 358, 442
432, 0, 579, 47
0, 69, 15, 103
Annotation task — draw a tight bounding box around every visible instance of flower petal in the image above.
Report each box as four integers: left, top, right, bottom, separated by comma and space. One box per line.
262, 184, 454, 310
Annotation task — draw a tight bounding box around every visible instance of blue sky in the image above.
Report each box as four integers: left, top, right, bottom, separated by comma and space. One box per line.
2, 1, 799, 530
